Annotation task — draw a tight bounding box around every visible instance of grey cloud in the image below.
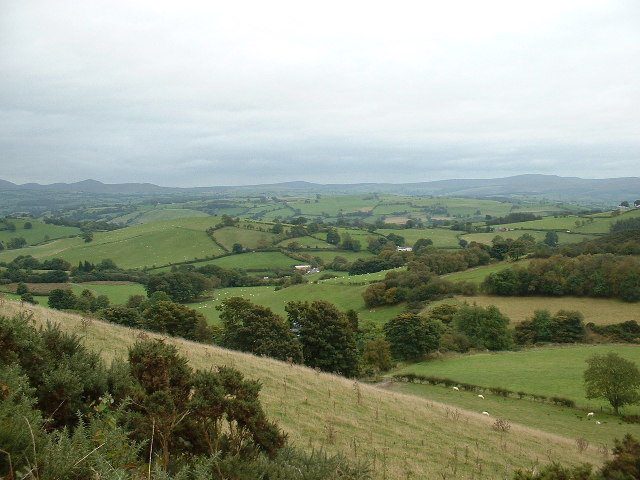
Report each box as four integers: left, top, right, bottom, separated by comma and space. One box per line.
0, 0, 638, 187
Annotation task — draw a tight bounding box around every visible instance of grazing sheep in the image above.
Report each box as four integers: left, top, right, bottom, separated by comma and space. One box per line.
478, 394, 484, 399
452, 386, 460, 391
482, 411, 490, 416
587, 412, 595, 418
596, 421, 602, 425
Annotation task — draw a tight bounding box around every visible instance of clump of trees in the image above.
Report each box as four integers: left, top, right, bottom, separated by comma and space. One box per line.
217, 297, 303, 363
486, 212, 541, 226
48, 287, 110, 312
145, 271, 213, 302
451, 304, 513, 351
286, 300, 360, 377
383, 313, 442, 361
554, 228, 640, 257
514, 310, 586, 345
363, 246, 487, 307
97, 292, 217, 343
0, 255, 70, 282
483, 254, 640, 302
71, 258, 148, 283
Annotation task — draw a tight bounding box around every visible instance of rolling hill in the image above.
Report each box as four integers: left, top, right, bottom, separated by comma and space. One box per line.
2, 174, 638, 206
0, 299, 610, 479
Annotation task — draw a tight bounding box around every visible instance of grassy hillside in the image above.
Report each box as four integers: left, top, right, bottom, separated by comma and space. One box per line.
112, 207, 210, 225
213, 225, 279, 250
0, 218, 81, 245
0, 300, 604, 479
443, 261, 529, 284
0, 217, 224, 269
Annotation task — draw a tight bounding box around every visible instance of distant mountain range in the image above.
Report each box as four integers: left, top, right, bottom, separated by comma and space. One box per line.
1, 175, 638, 205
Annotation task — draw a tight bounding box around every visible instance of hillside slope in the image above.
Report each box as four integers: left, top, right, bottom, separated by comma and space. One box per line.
0, 300, 600, 479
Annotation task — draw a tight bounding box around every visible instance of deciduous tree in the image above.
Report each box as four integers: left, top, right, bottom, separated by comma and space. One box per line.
383, 313, 442, 361
285, 300, 359, 377
584, 352, 640, 414
217, 297, 302, 363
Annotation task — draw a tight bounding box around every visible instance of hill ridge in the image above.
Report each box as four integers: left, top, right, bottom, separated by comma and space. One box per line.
1, 174, 638, 204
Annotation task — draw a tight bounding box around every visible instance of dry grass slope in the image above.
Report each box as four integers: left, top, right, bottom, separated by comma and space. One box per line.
0, 299, 602, 479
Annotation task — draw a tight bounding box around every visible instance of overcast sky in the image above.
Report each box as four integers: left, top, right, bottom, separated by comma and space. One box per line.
1, 0, 638, 187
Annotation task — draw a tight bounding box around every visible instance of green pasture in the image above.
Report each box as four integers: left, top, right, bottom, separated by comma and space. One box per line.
1, 291, 46, 305
70, 282, 147, 305
335, 227, 377, 240
261, 207, 295, 220
393, 344, 640, 415
442, 261, 528, 284
430, 294, 640, 326
213, 226, 278, 250
206, 251, 299, 271
195, 282, 404, 326
392, 381, 640, 447
113, 208, 210, 225
286, 195, 378, 216
0, 218, 81, 245
316, 267, 404, 284
382, 227, 462, 248
0, 217, 224, 269
61, 228, 221, 269
146, 250, 312, 274
1, 281, 146, 307
461, 230, 597, 246
409, 197, 516, 217
372, 202, 414, 216
310, 250, 373, 263
276, 236, 335, 249
498, 215, 610, 234
0, 237, 83, 264
489, 209, 639, 234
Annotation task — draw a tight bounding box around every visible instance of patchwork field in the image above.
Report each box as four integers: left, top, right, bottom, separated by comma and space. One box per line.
0, 217, 224, 269
205, 251, 300, 271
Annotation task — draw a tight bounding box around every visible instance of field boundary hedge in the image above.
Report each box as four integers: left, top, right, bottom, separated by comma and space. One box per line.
392, 373, 576, 408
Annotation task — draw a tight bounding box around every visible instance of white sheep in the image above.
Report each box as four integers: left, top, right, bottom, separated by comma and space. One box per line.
482, 411, 490, 416
596, 421, 602, 425
478, 394, 484, 399
587, 412, 595, 418
452, 386, 460, 391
